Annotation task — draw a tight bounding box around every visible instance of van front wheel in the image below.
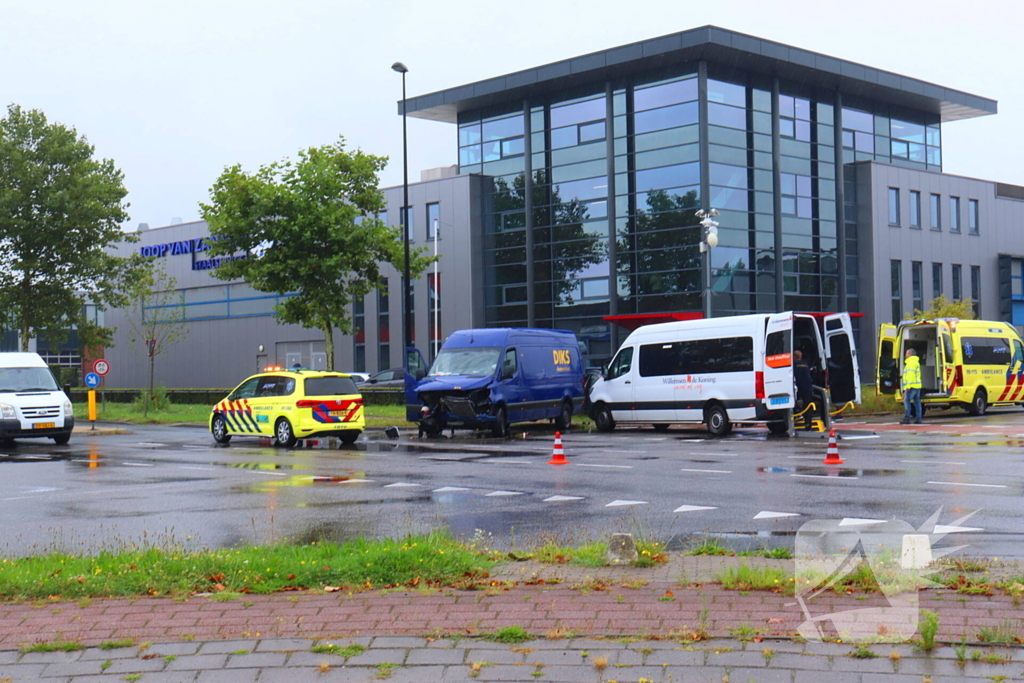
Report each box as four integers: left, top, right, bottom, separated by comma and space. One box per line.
554, 401, 573, 431
491, 406, 508, 438
593, 404, 615, 433
705, 404, 732, 437
967, 389, 987, 416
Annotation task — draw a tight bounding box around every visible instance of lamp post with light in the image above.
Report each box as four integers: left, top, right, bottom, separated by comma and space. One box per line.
391, 61, 412, 357
696, 208, 719, 319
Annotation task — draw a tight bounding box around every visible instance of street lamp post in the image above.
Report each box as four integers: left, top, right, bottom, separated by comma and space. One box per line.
391, 61, 412, 358
696, 208, 719, 319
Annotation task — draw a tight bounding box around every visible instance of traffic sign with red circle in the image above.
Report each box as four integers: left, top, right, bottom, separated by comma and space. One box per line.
94, 359, 110, 376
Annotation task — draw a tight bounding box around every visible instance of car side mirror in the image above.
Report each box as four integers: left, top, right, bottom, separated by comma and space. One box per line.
501, 366, 514, 380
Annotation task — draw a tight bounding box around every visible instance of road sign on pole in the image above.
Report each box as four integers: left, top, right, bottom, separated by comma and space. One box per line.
94, 359, 110, 376
84, 373, 101, 388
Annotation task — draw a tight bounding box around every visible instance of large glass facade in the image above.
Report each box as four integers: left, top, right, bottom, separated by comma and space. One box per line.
456, 61, 942, 365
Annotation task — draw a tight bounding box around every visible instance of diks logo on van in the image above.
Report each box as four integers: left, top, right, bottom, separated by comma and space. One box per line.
552, 350, 572, 366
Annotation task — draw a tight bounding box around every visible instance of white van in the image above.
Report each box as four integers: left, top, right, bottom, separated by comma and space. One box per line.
0, 353, 75, 444
587, 312, 860, 436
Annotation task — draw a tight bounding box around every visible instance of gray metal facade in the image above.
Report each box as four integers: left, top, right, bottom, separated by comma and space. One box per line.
855, 161, 1024, 376
102, 172, 486, 389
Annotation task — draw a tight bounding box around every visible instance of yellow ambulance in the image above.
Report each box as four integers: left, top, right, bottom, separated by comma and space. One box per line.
876, 319, 1024, 415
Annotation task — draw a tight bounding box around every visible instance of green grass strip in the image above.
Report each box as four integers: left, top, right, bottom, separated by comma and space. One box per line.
0, 531, 495, 600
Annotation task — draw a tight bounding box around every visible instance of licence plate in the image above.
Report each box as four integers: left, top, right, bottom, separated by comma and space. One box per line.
33, 422, 55, 429
329, 410, 346, 417
769, 397, 788, 405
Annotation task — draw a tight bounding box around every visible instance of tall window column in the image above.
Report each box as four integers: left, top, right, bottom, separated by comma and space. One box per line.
523, 99, 535, 327
697, 61, 712, 316
833, 91, 847, 310
604, 81, 619, 349
771, 77, 784, 312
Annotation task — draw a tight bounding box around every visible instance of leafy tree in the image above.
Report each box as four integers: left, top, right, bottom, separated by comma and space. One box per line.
0, 104, 144, 351
906, 295, 976, 321
124, 262, 190, 416
199, 138, 432, 370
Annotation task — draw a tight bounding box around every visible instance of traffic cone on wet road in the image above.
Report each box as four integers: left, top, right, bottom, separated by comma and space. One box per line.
823, 428, 844, 465
548, 431, 568, 465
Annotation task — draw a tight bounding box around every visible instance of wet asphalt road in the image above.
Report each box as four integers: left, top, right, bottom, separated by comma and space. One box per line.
1, 408, 1023, 558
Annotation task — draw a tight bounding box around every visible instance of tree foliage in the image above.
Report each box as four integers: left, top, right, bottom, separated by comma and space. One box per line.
0, 104, 144, 351
199, 138, 433, 370
905, 295, 976, 321
123, 262, 190, 416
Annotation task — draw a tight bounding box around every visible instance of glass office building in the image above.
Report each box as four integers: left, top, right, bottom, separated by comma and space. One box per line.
403, 26, 995, 361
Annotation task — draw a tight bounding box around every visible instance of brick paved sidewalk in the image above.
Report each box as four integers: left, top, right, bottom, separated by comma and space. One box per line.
1, 581, 1020, 649
2, 634, 1022, 682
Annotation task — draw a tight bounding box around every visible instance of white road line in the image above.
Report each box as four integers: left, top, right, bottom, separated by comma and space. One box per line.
839, 518, 887, 527
593, 450, 645, 454
606, 500, 648, 507
791, 474, 859, 480
338, 479, 373, 484
900, 460, 966, 466
691, 452, 738, 457
544, 495, 584, 502
644, 438, 667, 441
680, 468, 732, 474
122, 462, 153, 467
787, 456, 823, 459
754, 511, 800, 519
181, 466, 217, 471
678, 439, 705, 442
485, 491, 524, 497
384, 482, 422, 488
433, 486, 469, 492
839, 435, 880, 440
135, 442, 166, 447
927, 481, 1007, 489
246, 471, 289, 477
935, 524, 985, 534
577, 463, 632, 469
674, 505, 717, 513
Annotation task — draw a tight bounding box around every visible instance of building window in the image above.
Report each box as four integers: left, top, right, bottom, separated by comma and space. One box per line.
911, 261, 923, 313
932, 262, 943, 300
779, 94, 811, 142
888, 188, 900, 225
379, 209, 388, 227
891, 260, 902, 323
971, 265, 981, 316
968, 199, 979, 234
950, 196, 961, 233
377, 285, 390, 371
426, 203, 440, 240
781, 173, 813, 218
401, 206, 414, 242
952, 264, 962, 301
909, 190, 921, 228
353, 296, 365, 373
929, 193, 941, 230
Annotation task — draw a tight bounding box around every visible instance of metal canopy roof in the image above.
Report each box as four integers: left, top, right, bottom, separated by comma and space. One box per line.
402, 26, 996, 124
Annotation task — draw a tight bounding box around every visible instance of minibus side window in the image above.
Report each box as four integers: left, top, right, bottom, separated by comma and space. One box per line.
501, 348, 518, 379
606, 347, 633, 380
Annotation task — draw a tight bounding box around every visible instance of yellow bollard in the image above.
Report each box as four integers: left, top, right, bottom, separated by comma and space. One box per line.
88, 390, 97, 430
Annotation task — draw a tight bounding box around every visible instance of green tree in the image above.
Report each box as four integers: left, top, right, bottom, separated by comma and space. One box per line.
124, 262, 190, 416
0, 104, 144, 351
906, 295, 976, 321
199, 138, 432, 370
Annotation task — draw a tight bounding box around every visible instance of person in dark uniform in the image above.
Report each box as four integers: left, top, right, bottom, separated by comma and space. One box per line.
793, 350, 815, 430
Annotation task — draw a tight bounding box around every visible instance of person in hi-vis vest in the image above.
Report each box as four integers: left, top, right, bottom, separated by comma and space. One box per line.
900, 348, 923, 424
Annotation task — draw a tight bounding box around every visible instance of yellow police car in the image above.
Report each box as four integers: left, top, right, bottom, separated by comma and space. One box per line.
210, 368, 364, 447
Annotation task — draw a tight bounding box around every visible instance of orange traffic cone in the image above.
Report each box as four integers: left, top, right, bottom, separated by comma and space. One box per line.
548, 431, 568, 465
823, 429, 844, 465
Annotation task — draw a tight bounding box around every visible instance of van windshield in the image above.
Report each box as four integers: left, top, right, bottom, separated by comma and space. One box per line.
0, 367, 59, 392
428, 347, 501, 377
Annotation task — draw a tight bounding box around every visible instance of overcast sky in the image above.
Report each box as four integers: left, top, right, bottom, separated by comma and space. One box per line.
3, 0, 1020, 231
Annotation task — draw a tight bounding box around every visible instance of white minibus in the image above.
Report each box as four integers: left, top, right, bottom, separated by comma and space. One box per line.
587, 312, 860, 436
0, 353, 75, 444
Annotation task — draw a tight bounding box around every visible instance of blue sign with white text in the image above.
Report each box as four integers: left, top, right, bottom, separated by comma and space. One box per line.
84, 373, 100, 388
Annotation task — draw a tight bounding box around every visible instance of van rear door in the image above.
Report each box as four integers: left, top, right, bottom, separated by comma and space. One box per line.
935, 321, 955, 396
876, 324, 898, 395
763, 312, 794, 409
824, 313, 861, 405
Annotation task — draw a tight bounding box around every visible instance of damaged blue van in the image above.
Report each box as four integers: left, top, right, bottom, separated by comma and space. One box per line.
414, 328, 585, 437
